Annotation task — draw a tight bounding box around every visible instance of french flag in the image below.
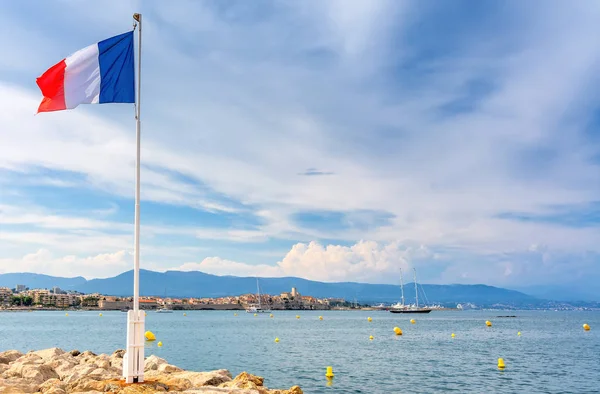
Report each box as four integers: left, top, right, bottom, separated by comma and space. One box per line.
36, 31, 135, 113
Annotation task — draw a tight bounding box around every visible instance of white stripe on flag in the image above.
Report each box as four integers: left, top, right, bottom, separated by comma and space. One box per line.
64, 43, 101, 109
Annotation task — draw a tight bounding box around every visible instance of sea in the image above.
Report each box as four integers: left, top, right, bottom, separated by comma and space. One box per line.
0, 310, 598, 393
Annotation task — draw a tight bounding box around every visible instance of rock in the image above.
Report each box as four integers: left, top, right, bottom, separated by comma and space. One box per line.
0, 350, 23, 365
144, 355, 168, 371
22, 364, 59, 384
157, 363, 183, 373
51, 359, 79, 380
109, 350, 124, 370
0, 377, 39, 393
3, 358, 56, 384
155, 375, 194, 391
32, 348, 65, 362
235, 372, 264, 387
67, 377, 108, 392
110, 357, 123, 370
174, 370, 232, 387
70, 350, 81, 357
9, 352, 43, 367
62, 364, 99, 383
39, 378, 67, 393
43, 388, 67, 394
219, 372, 265, 391
80, 350, 97, 357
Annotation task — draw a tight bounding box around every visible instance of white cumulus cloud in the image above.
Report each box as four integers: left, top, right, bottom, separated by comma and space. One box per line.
178, 240, 433, 284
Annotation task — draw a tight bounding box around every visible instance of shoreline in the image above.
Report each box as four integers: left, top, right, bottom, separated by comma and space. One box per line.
0, 347, 302, 393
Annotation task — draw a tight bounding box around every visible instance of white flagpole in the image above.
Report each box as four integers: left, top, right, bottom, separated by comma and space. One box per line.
133, 13, 142, 319
124, 12, 145, 384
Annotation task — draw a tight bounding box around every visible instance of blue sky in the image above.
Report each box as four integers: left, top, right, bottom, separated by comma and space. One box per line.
1, 1, 600, 289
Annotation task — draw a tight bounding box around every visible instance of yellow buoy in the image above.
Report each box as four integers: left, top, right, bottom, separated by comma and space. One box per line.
451, 333, 456, 338
65, 313, 68, 316
410, 319, 416, 324
325, 366, 334, 378
234, 313, 238, 316
486, 320, 492, 327
183, 313, 187, 316
254, 313, 258, 317
583, 323, 590, 331
517, 331, 521, 336
319, 316, 323, 320
369, 335, 374, 340
99, 313, 102, 317
275, 337, 280, 343
497, 358, 505, 370
144, 312, 147, 316
157, 341, 163, 347
270, 314, 274, 318
367, 317, 372, 322
144, 331, 156, 341
296, 315, 300, 319
394, 327, 403, 336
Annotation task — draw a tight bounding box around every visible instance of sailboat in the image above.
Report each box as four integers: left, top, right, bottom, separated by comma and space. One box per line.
156, 287, 173, 313
246, 278, 271, 313
389, 268, 432, 314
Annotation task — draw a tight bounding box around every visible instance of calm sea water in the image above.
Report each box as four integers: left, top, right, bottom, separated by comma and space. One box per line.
0, 310, 598, 393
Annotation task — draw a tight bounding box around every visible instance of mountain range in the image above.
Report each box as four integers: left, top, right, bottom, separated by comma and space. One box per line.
0, 269, 553, 307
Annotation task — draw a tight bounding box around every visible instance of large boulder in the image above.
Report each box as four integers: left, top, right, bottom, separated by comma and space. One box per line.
62, 364, 98, 384
39, 378, 67, 393
66, 377, 108, 393
0, 350, 23, 365
108, 351, 124, 370
154, 375, 194, 391
0, 377, 39, 393
2, 360, 58, 384
157, 363, 183, 373
144, 355, 168, 371
7, 352, 43, 369
173, 370, 232, 387
21, 364, 59, 384
42, 388, 66, 394
219, 372, 265, 391
32, 348, 65, 362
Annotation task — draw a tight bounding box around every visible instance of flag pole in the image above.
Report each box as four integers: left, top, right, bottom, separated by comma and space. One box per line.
133, 12, 142, 318
124, 12, 145, 384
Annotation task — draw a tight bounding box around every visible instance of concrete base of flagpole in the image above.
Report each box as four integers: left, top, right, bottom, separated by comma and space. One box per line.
123, 310, 145, 383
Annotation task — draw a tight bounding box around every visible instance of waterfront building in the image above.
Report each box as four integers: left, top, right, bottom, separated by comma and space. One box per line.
0, 287, 12, 304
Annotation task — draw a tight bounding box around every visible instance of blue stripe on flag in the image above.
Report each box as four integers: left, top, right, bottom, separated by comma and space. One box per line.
98, 31, 135, 104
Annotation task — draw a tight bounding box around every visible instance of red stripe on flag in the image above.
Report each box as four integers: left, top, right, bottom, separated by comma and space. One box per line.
36, 59, 67, 113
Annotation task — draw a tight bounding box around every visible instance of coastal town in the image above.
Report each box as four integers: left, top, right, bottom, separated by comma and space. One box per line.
0, 285, 349, 311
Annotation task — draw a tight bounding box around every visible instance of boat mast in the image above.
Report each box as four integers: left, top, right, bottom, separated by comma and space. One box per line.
399, 268, 405, 306
413, 268, 419, 308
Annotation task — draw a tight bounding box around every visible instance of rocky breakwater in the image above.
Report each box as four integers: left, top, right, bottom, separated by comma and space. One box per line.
0, 348, 302, 394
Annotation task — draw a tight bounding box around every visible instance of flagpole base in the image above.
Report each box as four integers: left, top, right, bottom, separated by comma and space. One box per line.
123, 310, 145, 383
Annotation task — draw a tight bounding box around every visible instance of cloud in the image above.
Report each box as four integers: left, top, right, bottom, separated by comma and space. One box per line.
178, 240, 433, 284
0, 249, 129, 278
297, 168, 334, 176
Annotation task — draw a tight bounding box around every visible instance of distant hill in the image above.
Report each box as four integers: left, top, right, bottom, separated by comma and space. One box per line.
512, 285, 600, 302
0, 272, 86, 291
0, 269, 542, 307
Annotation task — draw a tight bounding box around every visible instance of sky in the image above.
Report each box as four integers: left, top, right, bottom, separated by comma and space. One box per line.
1, 0, 600, 290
